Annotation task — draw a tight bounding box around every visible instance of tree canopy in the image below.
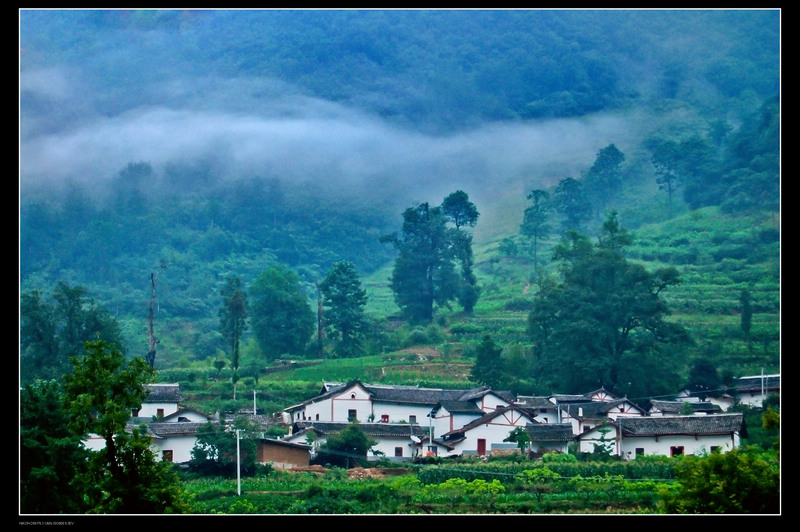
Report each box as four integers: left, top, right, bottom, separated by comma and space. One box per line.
382, 192, 480, 323
526, 212, 691, 397
319, 260, 370, 358
249, 264, 315, 360
20, 339, 189, 514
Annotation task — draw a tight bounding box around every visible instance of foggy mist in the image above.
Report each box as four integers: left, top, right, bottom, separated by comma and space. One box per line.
20, 69, 650, 227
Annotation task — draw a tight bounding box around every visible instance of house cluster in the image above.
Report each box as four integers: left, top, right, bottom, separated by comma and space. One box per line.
86, 373, 778, 469
278, 378, 762, 464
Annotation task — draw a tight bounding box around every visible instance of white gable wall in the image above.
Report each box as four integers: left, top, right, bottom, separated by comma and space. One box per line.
447, 411, 534, 456
151, 434, 198, 464
620, 433, 739, 458
137, 401, 179, 419
369, 436, 422, 461
371, 401, 434, 425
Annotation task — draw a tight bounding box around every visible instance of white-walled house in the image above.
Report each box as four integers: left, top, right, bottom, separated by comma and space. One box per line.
143, 407, 215, 464
514, 395, 562, 424
283, 420, 429, 462
83, 383, 218, 465
559, 398, 647, 435
283, 379, 514, 431
525, 423, 575, 455
438, 405, 540, 457
734, 374, 780, 408
134, 383, 182, 419
577, 413, 744, 459
648, 399, 722, 416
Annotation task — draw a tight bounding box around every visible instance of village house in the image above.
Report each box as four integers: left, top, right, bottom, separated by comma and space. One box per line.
283, 420, 429, 462
578, 413, 744, 459
437, 405, 540, 457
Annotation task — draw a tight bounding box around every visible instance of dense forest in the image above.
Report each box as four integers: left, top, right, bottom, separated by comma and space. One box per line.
19, 10, 780, 397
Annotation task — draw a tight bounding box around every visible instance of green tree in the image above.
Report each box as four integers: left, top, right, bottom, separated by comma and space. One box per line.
441, 189, 479, 230
381, 202, 460, 323
659, 447, 780, 514
504, 426, 531, 454
189, 417, 259, 477
20, 379, 89, 514
687, 358, 722, 399
442, 191, 481, 314
584, 143, 625, 210
249, 264, 315, 361
62, 339, 188, 513
315, 421, 378, 468
520, 188, 551, 272
219, 274, 248, 372
319, 261, 370, 358
452, 229, 480, 314
527, 212, 690, 396
20, 282, 126, 385
651, 139, 682, 217
470, 334, 505, 389
553, 177, 593, 232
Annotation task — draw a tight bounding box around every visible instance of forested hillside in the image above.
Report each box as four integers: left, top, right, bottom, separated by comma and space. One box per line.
19, 10, 780, 393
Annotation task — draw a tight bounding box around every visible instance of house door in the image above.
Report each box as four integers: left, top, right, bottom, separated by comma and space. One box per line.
477, 439, 486, 456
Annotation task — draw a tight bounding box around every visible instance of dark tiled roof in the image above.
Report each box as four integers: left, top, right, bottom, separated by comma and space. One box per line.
144, 383, 182, 403
619, 413, 743, 437
291, 421, 427, 438
649, 400, 722, 414
516, 396, 557, 409
525, 423, 575, 442
259, 438, 312, 451
144, 421, 217, 438
735, 375, 780, 392
288, 380, 502, 411
364, 383, 489, 405
433, 400, 484, 415
550, 394, 589, 403
442, 406, 539, 437
562, 399, 644, 419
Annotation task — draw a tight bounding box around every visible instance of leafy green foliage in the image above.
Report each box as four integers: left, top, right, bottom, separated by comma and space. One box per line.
527, 213, 691, 396
319, 261, 370, 358
23, 339, 190, 514
20, 379, 89, 513
189, 417, 260, 477
382, 202, 460, 323
658, 446, 780, 513
218, 274, 248, 371
249, 264, 315, 361
20, 282, 127, 385
315, 421, 379, 468
469, 334, 505, 389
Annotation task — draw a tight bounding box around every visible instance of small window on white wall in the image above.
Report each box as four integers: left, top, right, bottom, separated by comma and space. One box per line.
381, 414, 389, 422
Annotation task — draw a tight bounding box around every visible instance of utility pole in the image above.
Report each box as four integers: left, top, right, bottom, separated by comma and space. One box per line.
236, 429, 241, 496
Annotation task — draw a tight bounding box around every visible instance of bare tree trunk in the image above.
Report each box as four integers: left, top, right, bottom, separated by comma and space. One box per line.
146, 265, 166, 368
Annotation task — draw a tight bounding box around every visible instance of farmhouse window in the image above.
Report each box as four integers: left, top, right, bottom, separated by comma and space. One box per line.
394, 447, 403, 457
348, 409, 357, 421
381, 414, 389, 423
670, 446, 684, 457
635, 448, 644, 456
409, 415, 417, 424
157, 408, 164, 417
131, 409, 138, 417
162, 450, 173, 462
